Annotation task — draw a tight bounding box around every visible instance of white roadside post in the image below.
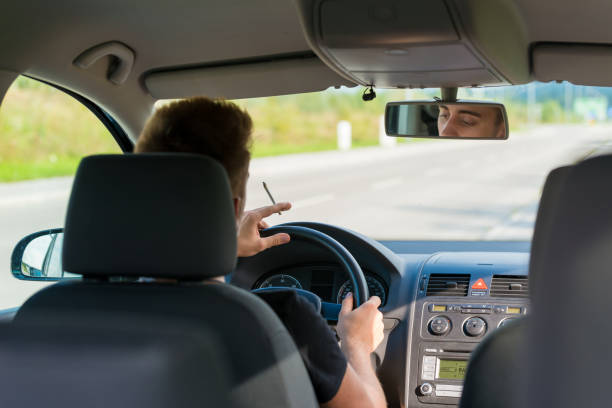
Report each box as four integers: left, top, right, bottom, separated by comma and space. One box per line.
527, 82, 536, 125
337, 120, 352, 151
379, 115, 396, 147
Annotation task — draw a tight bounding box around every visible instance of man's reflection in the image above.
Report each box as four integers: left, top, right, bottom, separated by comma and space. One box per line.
437, 104, 506, 138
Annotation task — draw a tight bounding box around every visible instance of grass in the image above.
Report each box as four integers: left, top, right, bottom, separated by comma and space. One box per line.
1, 78, 403, 182
3, 76, 579, 182
0, 77, 120, 182
0, 158, 82, 182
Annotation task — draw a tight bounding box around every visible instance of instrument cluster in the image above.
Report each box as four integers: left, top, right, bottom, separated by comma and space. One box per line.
255, 265, 388, 305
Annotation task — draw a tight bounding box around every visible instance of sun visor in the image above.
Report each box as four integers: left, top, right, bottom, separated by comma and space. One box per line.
144, 56, 355, 100
533, 44, 612, 86
293, 0, 530, 88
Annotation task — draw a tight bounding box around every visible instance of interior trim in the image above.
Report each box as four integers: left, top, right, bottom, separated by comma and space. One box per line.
144, 54, 354, 100
28, 76, 133, 152
532, 42, 612, 86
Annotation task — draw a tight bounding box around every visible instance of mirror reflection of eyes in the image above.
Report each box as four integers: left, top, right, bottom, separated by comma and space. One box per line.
385, 102, 508, 139
438, 106, 481, 126
458, 114, 479, 127
438, 106, 449, 120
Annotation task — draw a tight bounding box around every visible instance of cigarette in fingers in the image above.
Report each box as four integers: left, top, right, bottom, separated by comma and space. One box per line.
263, 182, 281, 215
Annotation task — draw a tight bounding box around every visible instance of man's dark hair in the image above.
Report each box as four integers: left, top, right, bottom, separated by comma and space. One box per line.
135, 97, 253, 196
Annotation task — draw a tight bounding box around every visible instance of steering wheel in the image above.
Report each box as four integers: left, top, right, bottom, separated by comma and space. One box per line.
251, 225, 369, 321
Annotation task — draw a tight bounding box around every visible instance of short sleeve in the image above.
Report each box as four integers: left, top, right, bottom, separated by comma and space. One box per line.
256, 290, 348, 403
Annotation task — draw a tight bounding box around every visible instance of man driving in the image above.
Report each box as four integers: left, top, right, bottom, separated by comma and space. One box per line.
135, 97, 387, 408
437, 104, 506, 138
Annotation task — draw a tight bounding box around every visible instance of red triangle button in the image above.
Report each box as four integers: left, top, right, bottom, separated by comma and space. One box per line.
471, 278, 488, 290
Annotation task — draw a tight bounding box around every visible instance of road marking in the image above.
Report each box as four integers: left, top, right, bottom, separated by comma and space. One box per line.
483, 205, 538, 240
292, 193, 335, 209
0, 190, 70, 208
370, 177, 403, 190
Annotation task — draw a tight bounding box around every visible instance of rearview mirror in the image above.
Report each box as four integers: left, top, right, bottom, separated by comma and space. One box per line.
385, 101, 508, 140
11, 229, 77, 281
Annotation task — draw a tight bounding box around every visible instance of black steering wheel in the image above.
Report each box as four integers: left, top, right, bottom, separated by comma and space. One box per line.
251, 225, 369, 320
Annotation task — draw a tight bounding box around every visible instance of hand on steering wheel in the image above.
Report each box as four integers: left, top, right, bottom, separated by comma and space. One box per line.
251, 225, 369, 320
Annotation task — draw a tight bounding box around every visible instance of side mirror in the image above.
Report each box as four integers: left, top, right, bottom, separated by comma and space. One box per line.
385, 101, 509, 140
11, 229, 76, 281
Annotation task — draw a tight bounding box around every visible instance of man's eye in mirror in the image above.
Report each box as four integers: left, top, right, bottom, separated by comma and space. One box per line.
385, 101, 508, 140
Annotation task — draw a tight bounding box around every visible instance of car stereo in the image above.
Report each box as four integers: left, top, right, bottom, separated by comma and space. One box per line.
417, 343, 471, 403
414, 301, 527, 405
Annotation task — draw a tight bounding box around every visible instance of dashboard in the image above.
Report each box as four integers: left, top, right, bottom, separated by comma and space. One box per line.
231, 222, 530, 408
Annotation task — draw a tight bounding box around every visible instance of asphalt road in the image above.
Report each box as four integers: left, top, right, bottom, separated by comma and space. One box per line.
1, 124, 611, 308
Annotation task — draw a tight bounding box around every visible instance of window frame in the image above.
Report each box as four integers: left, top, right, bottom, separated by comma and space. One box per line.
23, 75, 134, 152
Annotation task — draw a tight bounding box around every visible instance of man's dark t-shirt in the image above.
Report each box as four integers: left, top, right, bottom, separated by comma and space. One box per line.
256, 290, 348, 404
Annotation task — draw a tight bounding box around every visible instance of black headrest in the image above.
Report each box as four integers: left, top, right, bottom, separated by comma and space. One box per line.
0, 323, 232, 408
528, 165, 572, 293
527, 154, 612, 407
63, 154, 237, 279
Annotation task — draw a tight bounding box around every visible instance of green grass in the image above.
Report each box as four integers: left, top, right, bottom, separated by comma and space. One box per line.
0, 158, 82, 182
0, 77, 120, 181
4, 76, 584, 183
1, 78, 404, 182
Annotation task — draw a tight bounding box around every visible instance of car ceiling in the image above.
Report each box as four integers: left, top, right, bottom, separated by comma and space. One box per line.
0, 0, 611, 140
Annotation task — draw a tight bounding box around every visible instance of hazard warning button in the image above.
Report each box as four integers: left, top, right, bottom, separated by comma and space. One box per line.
471, 278, 488, 290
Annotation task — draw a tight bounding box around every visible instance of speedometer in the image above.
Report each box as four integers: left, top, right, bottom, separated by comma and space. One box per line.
337, 275, 387, 305
259, 274, 302, 289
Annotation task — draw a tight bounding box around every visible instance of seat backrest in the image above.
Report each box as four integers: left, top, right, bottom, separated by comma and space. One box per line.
15, 281, 318, 408
527, 155, 612, 408
15, 154, 318, 408
0, 321, 232, 408
459, 165, 572, 408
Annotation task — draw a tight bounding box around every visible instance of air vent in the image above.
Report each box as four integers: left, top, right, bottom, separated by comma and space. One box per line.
426, 274, 470, 297
490, 275, 529, 298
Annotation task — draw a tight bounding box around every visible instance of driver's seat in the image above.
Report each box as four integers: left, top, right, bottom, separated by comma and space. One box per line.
14, 154, 318, 408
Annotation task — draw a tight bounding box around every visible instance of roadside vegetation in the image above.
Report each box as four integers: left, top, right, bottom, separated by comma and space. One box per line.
0, 76, 606, 182
0, 77, 119, 182
239, 88, 407, 157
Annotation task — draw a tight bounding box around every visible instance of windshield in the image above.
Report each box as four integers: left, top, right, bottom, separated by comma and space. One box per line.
232, 82, 612, 241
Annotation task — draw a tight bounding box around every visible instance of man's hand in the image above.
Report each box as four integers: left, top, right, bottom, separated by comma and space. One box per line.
323, 293, 387, 408
237, 202, 292, 257
336, 293, 384, 353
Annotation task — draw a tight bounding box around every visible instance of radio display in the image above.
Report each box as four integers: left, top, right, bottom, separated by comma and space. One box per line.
438, 359, 467, 380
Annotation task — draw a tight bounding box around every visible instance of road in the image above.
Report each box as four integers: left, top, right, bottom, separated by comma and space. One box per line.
1, 124, 611, 308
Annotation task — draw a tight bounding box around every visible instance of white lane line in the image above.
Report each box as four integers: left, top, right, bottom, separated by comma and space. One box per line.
292, 193, 335, 209
0, 190, 70, 208
483, 206, 538, 240
370, 177, 403, 191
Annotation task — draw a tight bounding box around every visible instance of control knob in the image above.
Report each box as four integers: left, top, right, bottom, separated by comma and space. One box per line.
464, 317, 487, 337
429, 316, 451, 336
420, 383, 434, 396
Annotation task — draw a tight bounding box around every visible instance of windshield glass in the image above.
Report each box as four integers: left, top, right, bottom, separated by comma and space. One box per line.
227, 82, 612, 241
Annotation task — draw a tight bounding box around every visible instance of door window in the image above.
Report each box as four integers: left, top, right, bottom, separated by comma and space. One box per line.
0, 76, 123, 308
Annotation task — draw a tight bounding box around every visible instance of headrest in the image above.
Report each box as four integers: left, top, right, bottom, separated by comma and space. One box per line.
63, 154, 237, 279
527, 154, 612, 407
528, 165, 572, 293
